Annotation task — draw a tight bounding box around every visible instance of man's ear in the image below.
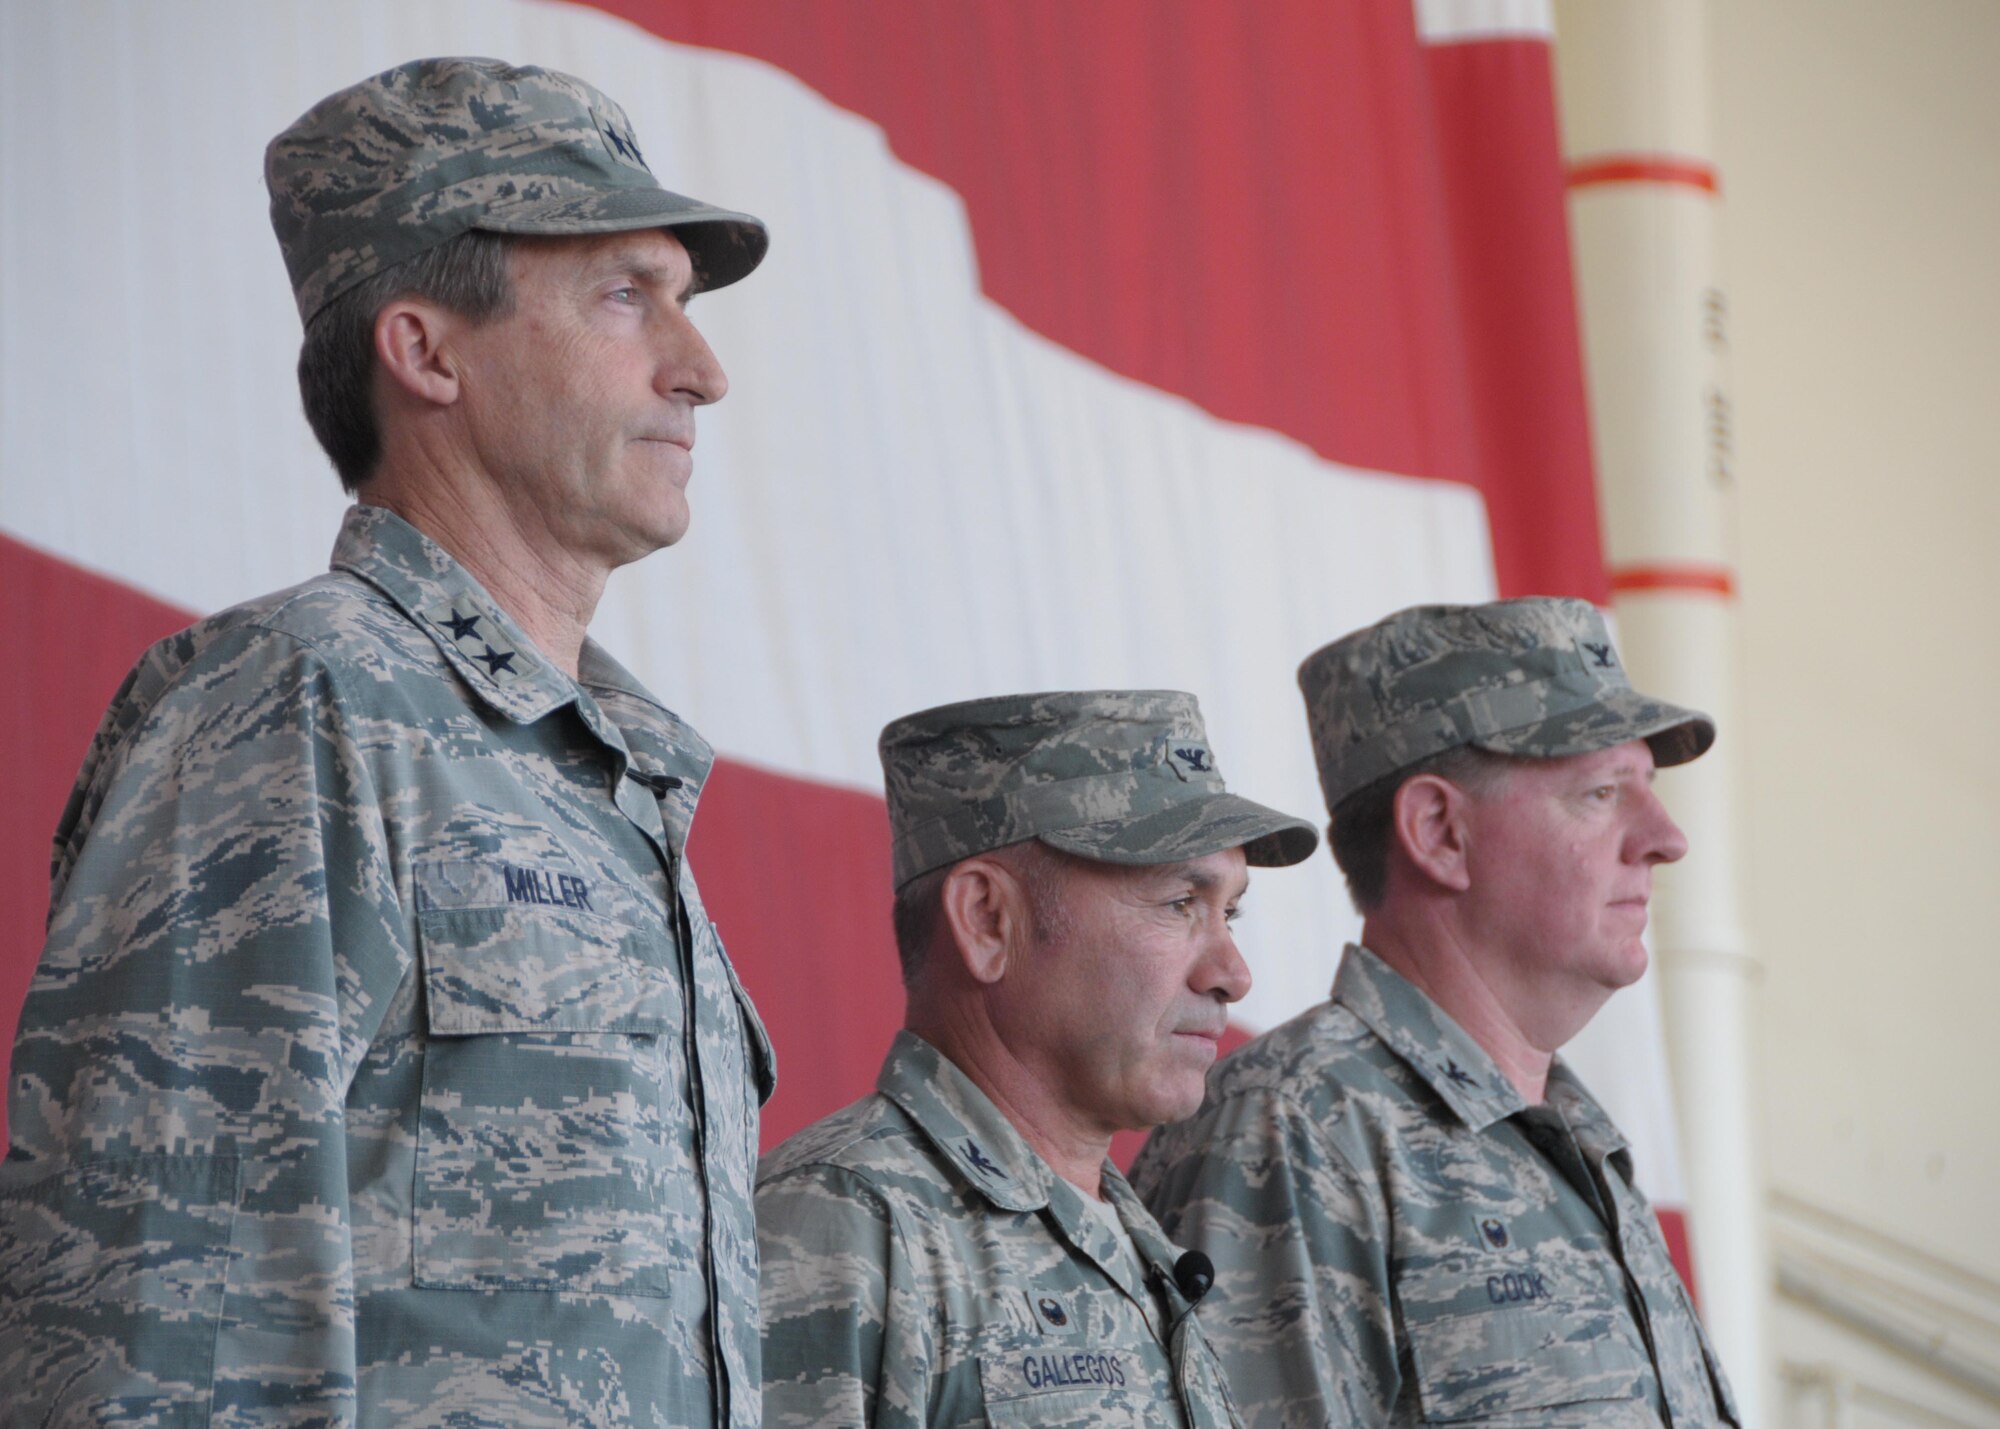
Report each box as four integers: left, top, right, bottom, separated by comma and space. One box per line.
938, 856, 1032, 986
373, 297, 463, 408
1393, 773, 1474, 894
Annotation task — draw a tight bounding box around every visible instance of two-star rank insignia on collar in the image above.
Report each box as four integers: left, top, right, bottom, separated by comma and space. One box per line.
962, 1139, 1002, 1178
423, 601, 528, 686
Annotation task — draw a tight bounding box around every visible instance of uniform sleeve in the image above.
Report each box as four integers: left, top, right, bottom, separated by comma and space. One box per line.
1133, 1089, 1401, 1429
0, 626, 410, 1426
757, 1163, 934, 1429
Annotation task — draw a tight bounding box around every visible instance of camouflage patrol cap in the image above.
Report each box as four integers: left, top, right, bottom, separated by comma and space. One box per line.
267, 57, 769, 323
1298, 597, 1715, 813
881, 690, 1319, 889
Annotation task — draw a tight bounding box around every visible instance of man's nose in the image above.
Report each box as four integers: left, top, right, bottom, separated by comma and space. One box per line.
1635, 785, 1690, 866
658, 307, 728, 407
1197, 923, 1253, 1005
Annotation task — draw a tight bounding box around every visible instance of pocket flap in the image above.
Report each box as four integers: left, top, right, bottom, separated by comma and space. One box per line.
1407, 1305, 1647, 1422
419, 906, 676, 1035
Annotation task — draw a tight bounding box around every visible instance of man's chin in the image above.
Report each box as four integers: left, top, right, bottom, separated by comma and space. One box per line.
605, 507, 691, 564
1139, 1075, 1212, 1130
1596, 940, 1650, 992
647, 492, 693, 549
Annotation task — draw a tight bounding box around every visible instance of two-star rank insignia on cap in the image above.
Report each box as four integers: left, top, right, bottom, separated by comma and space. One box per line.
594, 112, 648, 168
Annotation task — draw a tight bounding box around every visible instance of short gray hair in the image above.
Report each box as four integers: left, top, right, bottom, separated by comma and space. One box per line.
891, 841, 1079, 987
296, 228, 516, 492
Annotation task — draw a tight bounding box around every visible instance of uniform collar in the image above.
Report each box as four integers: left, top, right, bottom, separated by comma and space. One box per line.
1038, 1160, 1200, 1335
1542, 1058, 1631, 1167
328, 505, 715, 842
330, 504, 576, 725
1332, 943, 1529, 1132
877, 1030, 1051, 1213
1099, 1165, 1208, 1321
876, 1031, 1194, 1324
574, 640, 715, 848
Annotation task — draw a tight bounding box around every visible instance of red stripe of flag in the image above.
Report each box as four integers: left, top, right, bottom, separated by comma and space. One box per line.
0, 536, 200, 1150
689, 761, 903, 1146
1656, 1206, 1701, 1306
580, 0, 1608, 603
1420, 36, 1605, 603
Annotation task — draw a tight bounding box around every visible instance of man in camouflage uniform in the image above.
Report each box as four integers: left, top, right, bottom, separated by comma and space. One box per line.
1133, 600, 1741, 1428
757, 691, 1320, 1428
0, 60, 775, 1426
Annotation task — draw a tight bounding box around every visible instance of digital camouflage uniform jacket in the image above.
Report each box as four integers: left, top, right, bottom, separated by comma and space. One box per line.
1132, 946, 1738, 1429
0, 506, 775, 1427
757, 1031, 1242, 1429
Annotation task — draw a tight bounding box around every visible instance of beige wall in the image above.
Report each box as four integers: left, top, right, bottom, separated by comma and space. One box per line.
1717, 0, 2000, 1275
1558, 1, 1999, 1419
1715, 1, 1998, 1420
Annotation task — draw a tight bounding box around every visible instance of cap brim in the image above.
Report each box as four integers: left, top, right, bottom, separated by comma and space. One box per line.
1038, 792, 1320, 870
1471, 687, 1715, 769
475, 186, 769, 292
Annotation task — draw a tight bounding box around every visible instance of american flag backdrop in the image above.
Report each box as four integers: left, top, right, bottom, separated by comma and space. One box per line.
0, 0, 1697, 1284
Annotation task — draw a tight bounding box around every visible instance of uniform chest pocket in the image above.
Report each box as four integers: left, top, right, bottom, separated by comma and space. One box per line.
413, 904, 694, 1297
1405, 1297, 1653, 1425
976, 1326, 1178, 1429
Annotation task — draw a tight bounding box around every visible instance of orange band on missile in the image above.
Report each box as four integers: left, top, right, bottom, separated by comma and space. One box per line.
1610, 563, 1737, 598
1568, 155, 1720, 195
